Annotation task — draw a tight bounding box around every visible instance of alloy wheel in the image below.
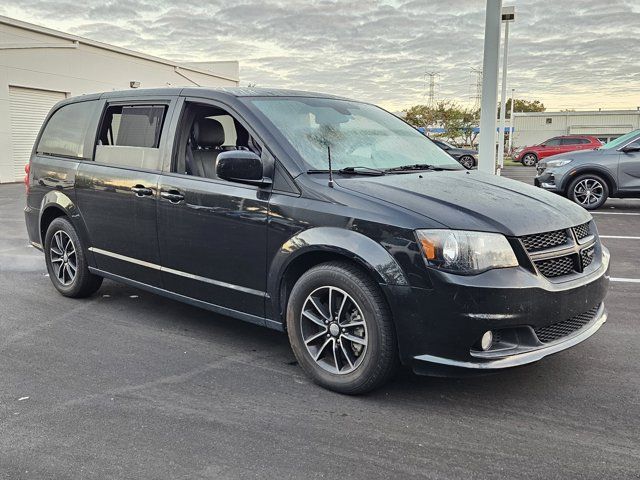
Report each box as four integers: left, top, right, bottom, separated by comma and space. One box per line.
460, 156, 474, 169
522, 154, 537, 166
573, 178, 604, 207
300, 286, 368, 375
49, 230, 77, 286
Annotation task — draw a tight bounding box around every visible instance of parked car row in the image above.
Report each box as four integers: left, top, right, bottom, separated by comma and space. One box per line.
534, 129, 640, 209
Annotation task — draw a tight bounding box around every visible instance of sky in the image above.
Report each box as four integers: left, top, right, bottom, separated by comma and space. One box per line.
2, 0, 639, 111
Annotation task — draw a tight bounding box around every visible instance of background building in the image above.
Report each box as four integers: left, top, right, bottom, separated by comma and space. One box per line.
512, 109, 640, 148
0, 16, 239, 183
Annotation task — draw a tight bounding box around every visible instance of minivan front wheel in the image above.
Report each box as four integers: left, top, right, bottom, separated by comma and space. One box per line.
286, 262, 398, 394
567, 174, 609, 210
44, 217, 103, 298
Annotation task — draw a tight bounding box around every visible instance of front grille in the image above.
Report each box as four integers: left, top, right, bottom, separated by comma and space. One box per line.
534, 255, 575, 278
573, 222, 591, 241
520, 223, 599, 280
581, 246, 595, 269
521, 229, 569, 252
534, 306, 600, 343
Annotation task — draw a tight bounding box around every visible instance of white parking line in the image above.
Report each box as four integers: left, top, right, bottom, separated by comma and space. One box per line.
592, 212, 640, 216
610, 277, 640, 283
600, 235, 640, 240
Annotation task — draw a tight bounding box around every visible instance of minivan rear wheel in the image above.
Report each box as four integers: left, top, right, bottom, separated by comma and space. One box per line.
286, 261, 398, 394
44, 217, 103, 297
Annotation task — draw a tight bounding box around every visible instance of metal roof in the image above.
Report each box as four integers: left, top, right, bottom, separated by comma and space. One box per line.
0, 15, 238, 82
514, 109, 640, 117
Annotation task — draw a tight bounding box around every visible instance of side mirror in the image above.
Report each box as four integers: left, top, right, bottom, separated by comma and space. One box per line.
621, 143, 640, 153
539, 144, 546, 147
216, 151, 272, 186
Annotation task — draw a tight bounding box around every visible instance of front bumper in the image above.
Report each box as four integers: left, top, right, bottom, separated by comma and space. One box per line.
385, 247, 610, 375
534, 169, 562, 192
413, 303, 606, 372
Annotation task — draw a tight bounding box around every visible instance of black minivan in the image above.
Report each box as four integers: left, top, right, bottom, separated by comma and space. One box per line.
25, 88, 610, 394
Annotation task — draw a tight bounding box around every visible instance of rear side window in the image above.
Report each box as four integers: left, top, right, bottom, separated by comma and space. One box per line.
561, 138, 580, 145
37, 101, 98, 158
99, 105, 166, 148
95, 104, 167, 170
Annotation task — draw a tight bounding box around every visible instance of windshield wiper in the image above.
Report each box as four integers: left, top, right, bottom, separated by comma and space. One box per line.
307, 166, 385, 176
338, 166, 385, 176
385, 163, 457, 173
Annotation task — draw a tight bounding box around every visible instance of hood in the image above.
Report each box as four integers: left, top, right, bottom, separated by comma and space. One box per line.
540, 148, 607, 164
334, 170, 591, 236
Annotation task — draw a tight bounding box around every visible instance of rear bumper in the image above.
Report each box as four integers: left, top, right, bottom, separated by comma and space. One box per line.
24, 205, 42, 250
385, 247, 610, 375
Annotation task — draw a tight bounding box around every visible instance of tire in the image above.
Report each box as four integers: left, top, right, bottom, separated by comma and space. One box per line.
521, 153, 538, 167
458, 155, 475, 169
286, 261, 398, 394
44, 217, 103, 298
567, 173, 609, 210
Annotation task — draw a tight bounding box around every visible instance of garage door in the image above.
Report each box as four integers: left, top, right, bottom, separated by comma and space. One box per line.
9, 86, 67, 181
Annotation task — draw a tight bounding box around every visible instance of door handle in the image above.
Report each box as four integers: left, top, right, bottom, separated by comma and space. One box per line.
160, 190, 185, 203
131, 185, 153, 196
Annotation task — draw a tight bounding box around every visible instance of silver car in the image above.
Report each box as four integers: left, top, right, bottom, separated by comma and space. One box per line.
535, 129, 640, 209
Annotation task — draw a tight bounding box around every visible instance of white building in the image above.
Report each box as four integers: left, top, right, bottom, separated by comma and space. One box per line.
512, 109, 640, 148
0, 16, 239, 183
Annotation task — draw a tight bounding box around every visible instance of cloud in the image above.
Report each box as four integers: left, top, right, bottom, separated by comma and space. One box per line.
2, 0, 639, 110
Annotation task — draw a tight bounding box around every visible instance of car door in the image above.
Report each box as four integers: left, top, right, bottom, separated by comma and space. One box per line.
157, 98, 271, 321
75, 97, 177, 286
539, 137, 562, 158
618, 138, 640, 192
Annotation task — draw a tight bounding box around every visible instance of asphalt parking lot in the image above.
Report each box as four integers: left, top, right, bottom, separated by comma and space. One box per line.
1, 179, 639, 479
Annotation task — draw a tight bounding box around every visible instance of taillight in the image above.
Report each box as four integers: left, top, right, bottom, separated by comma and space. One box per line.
24, 163, 30, 193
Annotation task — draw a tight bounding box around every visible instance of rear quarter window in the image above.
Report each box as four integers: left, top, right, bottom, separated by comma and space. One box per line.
95, 104, 167, 170
37, 100, 99, 158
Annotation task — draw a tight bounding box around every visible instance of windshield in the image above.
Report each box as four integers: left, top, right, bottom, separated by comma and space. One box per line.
600, 129, 640, 150
247, 97, 462, 171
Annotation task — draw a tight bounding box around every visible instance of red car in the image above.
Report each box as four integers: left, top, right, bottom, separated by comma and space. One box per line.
514, 135, 602, 166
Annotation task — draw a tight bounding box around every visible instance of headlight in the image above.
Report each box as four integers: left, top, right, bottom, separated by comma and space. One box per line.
415, 229, 518, 274
546, 159, 572, 167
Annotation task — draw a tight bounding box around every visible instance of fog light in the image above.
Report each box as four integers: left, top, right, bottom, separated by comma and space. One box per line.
480, 331, 493, 351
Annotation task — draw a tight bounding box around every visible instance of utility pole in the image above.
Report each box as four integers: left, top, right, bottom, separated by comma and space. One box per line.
425, 71, 439, 107
507, 88, 515, 154
470, 67, 483, 109
477, 0, 503, 174
497, 5, 515, 174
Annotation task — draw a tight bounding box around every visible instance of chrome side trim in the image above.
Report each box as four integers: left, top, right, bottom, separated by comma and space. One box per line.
88, 247, 266, 297
89, 247, 161, 270
88, 267, 283, 332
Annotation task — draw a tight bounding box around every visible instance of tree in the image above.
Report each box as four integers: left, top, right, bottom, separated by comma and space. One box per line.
403, 101, 479, 147
403, 104, 438, 129
499, 98, 546, 118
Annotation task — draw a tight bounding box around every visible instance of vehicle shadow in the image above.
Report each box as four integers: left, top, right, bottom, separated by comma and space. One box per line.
95, 279, 585, 406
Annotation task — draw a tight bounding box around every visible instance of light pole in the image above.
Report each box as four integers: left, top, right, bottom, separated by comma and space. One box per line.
507, 88, 515, 154
497, 5, 515, 174
477, 0, 503, 174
